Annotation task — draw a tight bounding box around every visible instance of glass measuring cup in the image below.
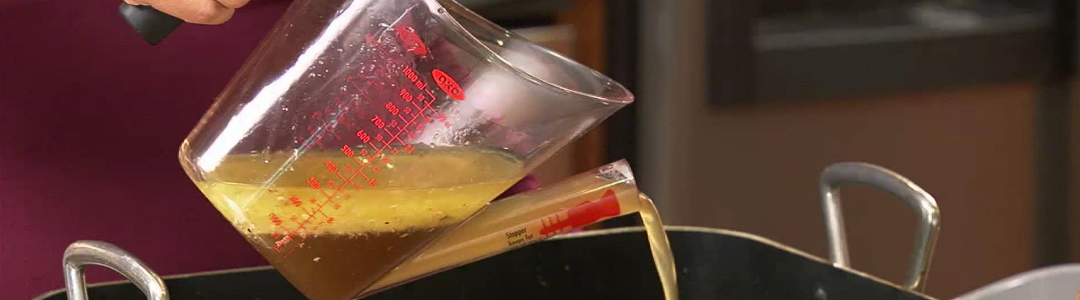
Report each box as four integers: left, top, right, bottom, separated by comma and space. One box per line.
177, 0, 632, 299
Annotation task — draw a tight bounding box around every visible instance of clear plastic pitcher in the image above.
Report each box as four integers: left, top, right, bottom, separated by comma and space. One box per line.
177, 0, 632, 299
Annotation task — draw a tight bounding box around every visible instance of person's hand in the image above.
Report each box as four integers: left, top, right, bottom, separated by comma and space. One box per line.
123, 0, 250, 25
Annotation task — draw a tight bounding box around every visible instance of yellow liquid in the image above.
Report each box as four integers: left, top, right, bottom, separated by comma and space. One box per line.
639, 193, 679, 300
193, 147, 524, 300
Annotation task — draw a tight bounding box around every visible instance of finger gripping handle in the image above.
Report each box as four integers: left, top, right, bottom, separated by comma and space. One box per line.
63, 240, 169, 300
119, 2, 182, 45
819, 162, 941, 292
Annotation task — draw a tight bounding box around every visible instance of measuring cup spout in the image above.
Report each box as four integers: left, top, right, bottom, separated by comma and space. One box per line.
359, 160, 642, 296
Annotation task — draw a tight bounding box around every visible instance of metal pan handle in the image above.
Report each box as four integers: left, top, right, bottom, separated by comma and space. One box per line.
63, 240, 169, 300
819, 162, 941, 292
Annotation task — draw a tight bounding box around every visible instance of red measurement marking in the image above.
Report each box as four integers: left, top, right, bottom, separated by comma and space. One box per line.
341, 145, 356, 157
385, 92, 436, 150
274, 153, 371, 255
356, 130, 372, 143
394, 24, 429, 55
274, 55, 463, 257
423, 84, 438, 100
371, 115, 386, 129
269, 213, 283, 226
382, 126, 407, 146
385, 102, 400, 116
335, 167, 353, 182
401, 65, 429, 90
403, 65, 419, 80
432, 69, 465, 100
273, 234, 293, 252
410, 97, 423, 110
310, 203, 332, 219
319, 190, 339, 205
289, 196, 302, 207
539, 189, 621, 235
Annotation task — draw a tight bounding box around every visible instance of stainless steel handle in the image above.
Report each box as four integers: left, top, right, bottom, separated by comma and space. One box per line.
819, 162, 941, 292
63, 240, 169, 300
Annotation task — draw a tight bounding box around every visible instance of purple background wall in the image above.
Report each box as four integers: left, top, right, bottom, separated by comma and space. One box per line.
0, 1, 291, 298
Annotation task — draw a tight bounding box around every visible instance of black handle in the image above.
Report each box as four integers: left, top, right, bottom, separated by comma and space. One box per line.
119, 2, 183, 45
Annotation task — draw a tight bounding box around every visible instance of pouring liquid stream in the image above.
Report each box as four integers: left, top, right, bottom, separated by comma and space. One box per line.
638, 193, 679, 300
